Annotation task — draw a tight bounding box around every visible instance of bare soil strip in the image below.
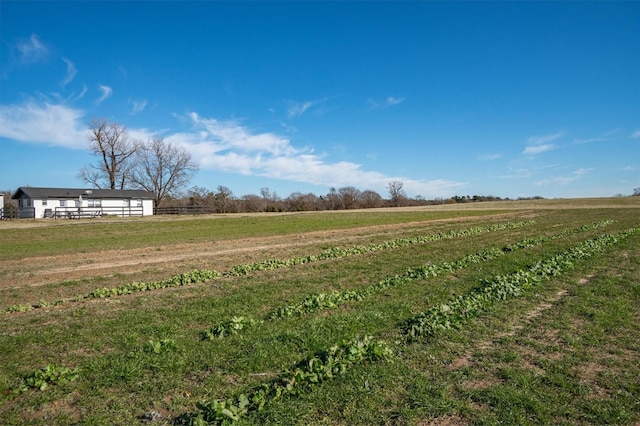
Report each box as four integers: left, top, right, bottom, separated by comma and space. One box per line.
0, 213, 517, 290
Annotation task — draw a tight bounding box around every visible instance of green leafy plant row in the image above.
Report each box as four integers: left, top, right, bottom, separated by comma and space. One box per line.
12, 364, 79, 393
87, 269, 222, 298
403, 227, 638, 340
144, 338, 177, 354
201, 316, 264, 340
223, 220, 536, 277
183, 336, 393, 425
3, 220, 535, 314
201, 220, 614, 339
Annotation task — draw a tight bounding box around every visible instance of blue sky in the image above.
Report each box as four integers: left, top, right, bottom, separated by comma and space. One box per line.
1, 1, 638, 199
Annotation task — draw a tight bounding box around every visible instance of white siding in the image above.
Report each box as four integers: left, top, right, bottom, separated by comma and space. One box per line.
142, 199, 154, 216
32, 197, 153, 218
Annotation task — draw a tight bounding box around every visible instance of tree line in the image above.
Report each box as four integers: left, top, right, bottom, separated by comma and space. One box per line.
157, 185, 527, 214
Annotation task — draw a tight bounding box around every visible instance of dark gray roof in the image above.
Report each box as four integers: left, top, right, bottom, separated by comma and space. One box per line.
12, 187, 154, 200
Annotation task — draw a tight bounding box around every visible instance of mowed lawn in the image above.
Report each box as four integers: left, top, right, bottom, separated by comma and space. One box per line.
1, 199, 639, 425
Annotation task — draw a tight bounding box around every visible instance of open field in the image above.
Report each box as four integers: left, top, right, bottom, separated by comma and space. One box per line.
1, 198, 639, 425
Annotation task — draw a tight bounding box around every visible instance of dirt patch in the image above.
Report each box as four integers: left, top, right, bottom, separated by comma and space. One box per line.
449, 353, 473, 370
460, 377, 502, 390
417, 415, 469, 426
22, 391, 82, 423
0, 213, 516, 293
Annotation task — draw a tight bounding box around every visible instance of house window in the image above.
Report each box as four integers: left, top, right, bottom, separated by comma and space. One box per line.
60, 200, 66, 207
88, 199, 102, 207
42, 199, 48, 206
136, 199, 142, 207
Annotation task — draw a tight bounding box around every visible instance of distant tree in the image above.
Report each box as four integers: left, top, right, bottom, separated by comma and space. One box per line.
129, 136, 199, 207
324, 187, 343, 210
338, 186, 361, 209
214, 185, 235, 213
387, 181, 406, 207
187, 186, 214, 207
1, 190, 18, 218
284, 192, 319, 211
260, 187, 272, 200
79, 118, 138, 189
360, 190, 383, 208
241, 194, 264, 212
633, 187, 640, 196
260, 187, 281, 211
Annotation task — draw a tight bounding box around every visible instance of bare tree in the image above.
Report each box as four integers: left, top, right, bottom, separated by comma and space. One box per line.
241, 194, 264, 212
187, 186, 214, 208
79, 118, 138, 189
260, 187, 281, 211
323, 187, 343, 210
338, 186, 361, 209
387, 180, 406, 207
214, 185, 235, 213
130, 136, 199, 207
360, 189, 383, 208
285, 192, 319, 211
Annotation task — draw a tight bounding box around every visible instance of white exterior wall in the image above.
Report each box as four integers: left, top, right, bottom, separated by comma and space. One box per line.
28, 197, 153, 218
34, 198, 48, 218
142, 199, 154, 216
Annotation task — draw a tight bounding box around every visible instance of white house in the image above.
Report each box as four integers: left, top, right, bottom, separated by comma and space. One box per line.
12, 187, 154, 219
0, 194, 4, 217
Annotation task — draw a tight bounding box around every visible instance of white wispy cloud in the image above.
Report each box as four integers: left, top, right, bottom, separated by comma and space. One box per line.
572, 137, 604, 145
527, 132, 565, 146
61, 58, 77, 87
368, 96, 406, 110
168, 112, 465, 197
74, 85, 88, 101
496, 162, 564, 180
523, 132, 564, 155
287, 100, 315, 118
16, 34, 48, 63
631, 129, 640, 139
286, 97, 335, 118
385, 96, 405, 106
479, 153, 502, 161
130, 98, 148, 114
0, 100, 87, 149
96, 85, 113, 104
523, 144, 556, 155
535, 167, 593, 186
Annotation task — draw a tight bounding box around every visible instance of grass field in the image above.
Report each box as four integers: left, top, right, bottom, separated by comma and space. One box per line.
1, 198, 639, 425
